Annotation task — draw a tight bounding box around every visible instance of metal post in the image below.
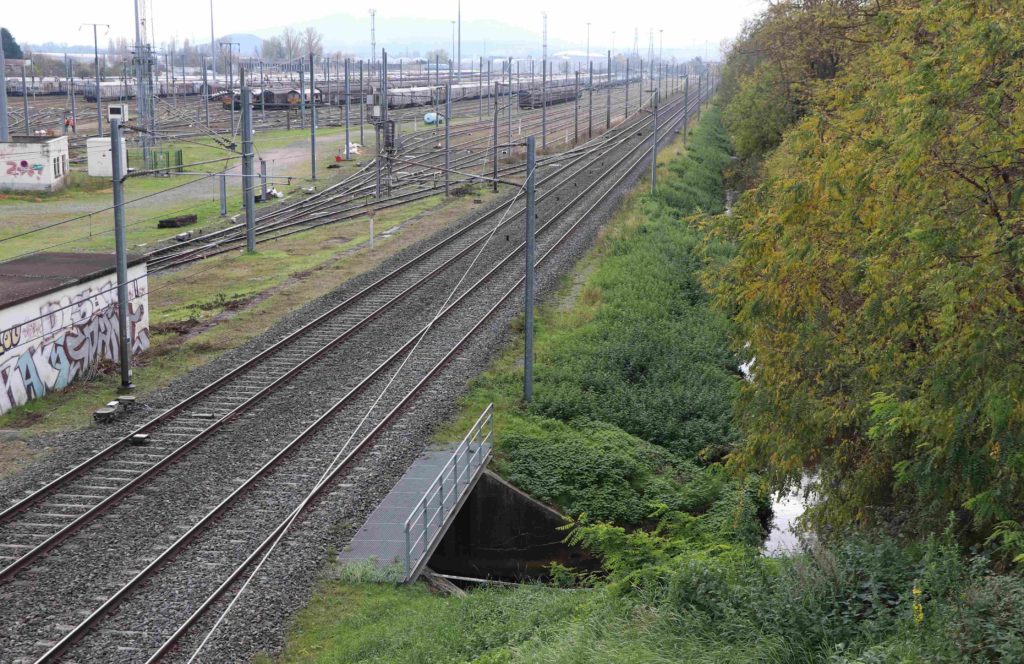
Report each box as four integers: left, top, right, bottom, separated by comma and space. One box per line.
260, 60, 265, 120
299, 60, 306, 129
638, 58, 643, 114
606, 50, 611, 130
573, 70, 579, 145
541, 59, 547, 149
683, 75, 689, 146
241, 84, 255, 252
524, 135, 536, 403
344, 59, 351, 160
202, 55, 210, 127
260, 158, 267, 200
491, 81, 499, 192
110, 120, 133, 392
310, 53, 317, 181
478, 57, 483, 120
209, 0, 216, 82
625, 58, 630, 121
92, 24, 102, 137
507, 57, 512, 150
227, 46, 235, 135
445, 64, 451, 197
697, 74, 702, 120
486, 59, 491, 115
0, 45, 8, 141
219, 172, 227, 215
68, 58, 77, 133
457, 0, 461, 83
21, 64, 29, 135
588, 61, 593, 139
651, 89, 658, 194
359, 60, 364, 144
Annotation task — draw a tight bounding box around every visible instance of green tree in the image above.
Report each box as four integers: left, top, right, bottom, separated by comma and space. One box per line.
714, 0, 1024, 555
2, 28, 24, 59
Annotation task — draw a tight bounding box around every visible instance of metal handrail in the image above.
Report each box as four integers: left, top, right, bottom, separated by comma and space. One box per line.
404, 403, 493, 578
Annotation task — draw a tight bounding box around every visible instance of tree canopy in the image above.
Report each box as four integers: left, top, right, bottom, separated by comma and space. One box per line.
2, 28, 23, 60
715, 0, 1024, 558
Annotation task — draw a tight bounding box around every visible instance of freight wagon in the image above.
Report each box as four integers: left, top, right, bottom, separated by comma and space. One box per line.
82, 81, 137, 102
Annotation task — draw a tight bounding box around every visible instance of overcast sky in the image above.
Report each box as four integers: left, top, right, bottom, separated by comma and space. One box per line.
4, 0, 764, 54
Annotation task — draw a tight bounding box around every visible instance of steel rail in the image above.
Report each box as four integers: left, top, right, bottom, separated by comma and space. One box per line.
0, 93, 678, 586
33, 85, 705, 664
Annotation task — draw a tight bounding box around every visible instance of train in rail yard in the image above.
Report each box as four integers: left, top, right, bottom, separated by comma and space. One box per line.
221, 86, 324, 110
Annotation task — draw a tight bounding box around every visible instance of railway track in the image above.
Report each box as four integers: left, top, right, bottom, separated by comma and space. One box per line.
0, 81, 708, 664
143, 77, 678, 271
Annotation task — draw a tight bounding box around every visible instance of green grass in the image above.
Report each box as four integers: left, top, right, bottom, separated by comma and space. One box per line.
0, 184, 498, 439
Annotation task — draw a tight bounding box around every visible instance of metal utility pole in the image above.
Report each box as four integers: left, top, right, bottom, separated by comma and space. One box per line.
683, 73, 689, 146
541, 59, 547, 149
82, 23, 108, 137
260, 60, 265, 120
697, 73, 702, 120
67, 57, 77, 132
478, 57, 483, 120
606, 50, 611, 129
310, 53, 317, 180
220, 42, 239, 134
586, 22, 591, 66
625, 58, 630, 119
542, 12, 548, 62
344, 59, 351, 160
298, 59, 306, 130
209, 0, 216, 82
445, 63, 451, 197
573, 70, 579, 144
457, 0, 461, 83
359, 60, 364, 144
486, 59, 491, 115
491, 81, 499, 192
201, 55, 210, 126
241, 82, 255, 252
369, 9, 377, 69
110, 119, 133, 392
650, 89, 658, 194
523, 134, 536, 403
219, 172, 227, 215
0, 45, 8, 141
507, 57, 512, 151
588, 61, 593, 139
20, 64, 29, 135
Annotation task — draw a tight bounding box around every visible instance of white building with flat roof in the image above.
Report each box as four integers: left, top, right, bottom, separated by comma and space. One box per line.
0, 135, 70, 192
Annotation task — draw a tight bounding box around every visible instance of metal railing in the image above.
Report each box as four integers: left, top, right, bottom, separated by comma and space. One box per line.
404, 403, 493, 579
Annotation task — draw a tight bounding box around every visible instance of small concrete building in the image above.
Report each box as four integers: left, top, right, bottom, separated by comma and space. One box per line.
0, 136, 70, 192
87, 136, 128, 178
0, 252, 150, 414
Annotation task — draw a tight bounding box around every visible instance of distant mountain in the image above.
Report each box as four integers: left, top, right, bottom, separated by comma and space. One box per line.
218, 33, 264, 58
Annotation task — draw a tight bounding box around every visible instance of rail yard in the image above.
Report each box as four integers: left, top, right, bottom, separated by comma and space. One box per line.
0, 6, 722, 663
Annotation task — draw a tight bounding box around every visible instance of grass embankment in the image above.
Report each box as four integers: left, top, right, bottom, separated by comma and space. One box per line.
0, 125, 362, 262
269, 110, 1024, 664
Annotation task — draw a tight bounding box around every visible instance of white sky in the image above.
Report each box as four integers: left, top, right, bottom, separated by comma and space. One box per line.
3, 0, 764, 53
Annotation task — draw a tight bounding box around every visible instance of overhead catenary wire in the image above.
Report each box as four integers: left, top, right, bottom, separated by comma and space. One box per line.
179, 159, 537, 664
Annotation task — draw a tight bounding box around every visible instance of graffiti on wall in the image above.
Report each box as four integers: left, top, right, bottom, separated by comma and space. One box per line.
0, 274, 150, 414
5, 160, 45, 179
